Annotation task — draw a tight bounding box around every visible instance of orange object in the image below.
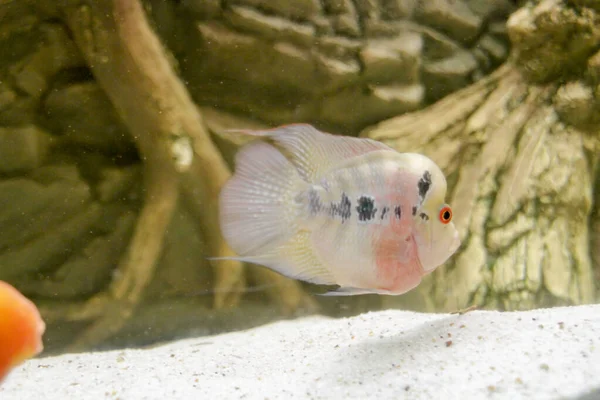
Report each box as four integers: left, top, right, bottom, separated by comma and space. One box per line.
0, 281, 45, 382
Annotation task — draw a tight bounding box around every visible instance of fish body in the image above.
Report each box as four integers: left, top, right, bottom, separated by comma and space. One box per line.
218, 124, 460, 295
0, 281, 45, 382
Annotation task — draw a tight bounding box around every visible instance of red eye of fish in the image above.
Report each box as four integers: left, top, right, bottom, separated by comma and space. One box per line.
439, 206, 452, 224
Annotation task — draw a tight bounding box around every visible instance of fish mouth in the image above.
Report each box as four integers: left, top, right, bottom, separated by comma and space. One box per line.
416, 228, 461, 273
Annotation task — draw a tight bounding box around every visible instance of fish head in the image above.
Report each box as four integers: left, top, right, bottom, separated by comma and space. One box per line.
401, 153, 461, 273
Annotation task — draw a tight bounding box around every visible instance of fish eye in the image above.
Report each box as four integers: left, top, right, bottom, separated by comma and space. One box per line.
439, 206, 452, 224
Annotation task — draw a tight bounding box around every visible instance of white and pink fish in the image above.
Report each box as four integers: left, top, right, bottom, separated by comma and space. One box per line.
218, 124, 460, 296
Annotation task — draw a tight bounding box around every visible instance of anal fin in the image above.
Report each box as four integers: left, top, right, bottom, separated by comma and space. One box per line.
228, 230, 337, 286
319, 287, 391, 296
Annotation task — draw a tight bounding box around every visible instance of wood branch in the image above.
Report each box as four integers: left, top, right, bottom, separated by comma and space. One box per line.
49, 0, 243, 349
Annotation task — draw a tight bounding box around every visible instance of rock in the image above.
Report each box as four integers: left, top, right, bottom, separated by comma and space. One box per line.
507, 0, 600, 83
353, 0, 379, 20
9, 23, 83, 99
18, 210, 136, 299
475, 34, 509, 63
0, 165, 102, 279
177, 0, 511, 133
570, 0, 600, 12
0, 125, 52, 173
0, 95, 38, 126
360, 32, 422, 84
380, 0, 417, 19
314, 53, 361, 92
96, 166, 142, 204
422, 50, 478, 101
224, 6, 316, 47
332, 13, 361, 37
180, 0, 221, 18
0, 202, 103, 281
465, 0, 515, 19
315, 35, 361, 59
370, 84, 424, 109
415, 0, 483, 44
0, 160, 144, 299
587, 49, 600, 82
227, 0, 322, 20
0, 83, 17, 112
189, 22, 316, 93
43, 82, 134, 153
0, 167, 90, 253
554, 81, 600, 129
322, 0, 354, 14
318, 83, 423, 130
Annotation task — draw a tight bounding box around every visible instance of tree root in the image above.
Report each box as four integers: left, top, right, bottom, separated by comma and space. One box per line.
49, 0, 245, 350
248, 268, 319, 316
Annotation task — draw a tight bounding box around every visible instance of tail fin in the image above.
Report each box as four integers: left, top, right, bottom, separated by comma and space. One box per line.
219, 141, 306, 256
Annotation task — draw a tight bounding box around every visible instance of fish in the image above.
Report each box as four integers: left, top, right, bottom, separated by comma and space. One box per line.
218, 124, 460, 296
0, 281, 45, 382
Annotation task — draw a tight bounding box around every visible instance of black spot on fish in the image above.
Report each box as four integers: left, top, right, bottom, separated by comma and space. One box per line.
307, 188, 322, 216
356, 196, 377, 222
420, 212, 429, 221
418, 171, 432, 202
380, 206, 388, 220
394, 206, 402, 219
412, 206, 417, 216
330, 192, 352, 222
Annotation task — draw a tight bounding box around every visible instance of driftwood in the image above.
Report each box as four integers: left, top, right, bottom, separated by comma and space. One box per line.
363, 0, 600, 311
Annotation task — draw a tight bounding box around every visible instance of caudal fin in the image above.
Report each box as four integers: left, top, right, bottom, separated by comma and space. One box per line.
219, 141, 306, 256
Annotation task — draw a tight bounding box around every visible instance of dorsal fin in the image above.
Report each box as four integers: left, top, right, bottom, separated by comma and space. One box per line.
229, 124, 394, 181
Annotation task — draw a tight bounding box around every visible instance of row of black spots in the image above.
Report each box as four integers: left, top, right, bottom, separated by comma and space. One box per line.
356, 195, 377, 222
326, 192, 409, 223
418, 170, 432, 204
380, 205, 403, 221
